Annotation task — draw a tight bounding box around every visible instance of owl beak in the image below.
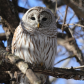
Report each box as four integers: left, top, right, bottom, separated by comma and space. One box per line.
37, 23, 40, 28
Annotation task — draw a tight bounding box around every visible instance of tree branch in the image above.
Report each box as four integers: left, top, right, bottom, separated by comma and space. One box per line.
0, 71, 10, 83
0, 0, 19, 33
1, 47, 84, 83
57, 22, 84, 65
63, 0, 84, 19
0, 33, 6, 41
17, 6, 28, 13
42, 0, 64, 13
0, 47, 42, 84
57, 33, 84, 65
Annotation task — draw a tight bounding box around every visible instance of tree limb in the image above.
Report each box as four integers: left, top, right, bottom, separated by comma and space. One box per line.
57, 22, 84, 65
0, 0, 19, 33
1, 47, 84, 83
0, 33, 6, 41
0, 47, 42, 84
0, 71, 10, 83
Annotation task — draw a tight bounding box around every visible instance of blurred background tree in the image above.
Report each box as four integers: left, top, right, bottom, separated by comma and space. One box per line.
1, 0, 84, 84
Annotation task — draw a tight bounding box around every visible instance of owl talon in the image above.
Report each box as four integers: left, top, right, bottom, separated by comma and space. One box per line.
33, 62, 44, 67
40, 62, 43, 66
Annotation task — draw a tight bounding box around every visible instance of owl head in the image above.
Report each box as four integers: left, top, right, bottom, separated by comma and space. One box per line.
21, 7, 57, 36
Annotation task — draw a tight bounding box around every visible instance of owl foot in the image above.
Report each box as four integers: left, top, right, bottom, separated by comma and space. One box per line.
38, 62, 45, 69
40, 62, 43, 67
33, 62, 44, 67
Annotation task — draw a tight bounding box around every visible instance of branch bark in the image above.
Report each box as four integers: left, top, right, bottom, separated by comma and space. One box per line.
0, 71, 10, 83
0, 33, 6, 41
0, 0, 19, 33
0, 47, 42, 84
1, 47, 84, 83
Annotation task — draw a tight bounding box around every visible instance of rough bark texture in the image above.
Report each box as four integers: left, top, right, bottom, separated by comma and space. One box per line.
0, 47, 84, 83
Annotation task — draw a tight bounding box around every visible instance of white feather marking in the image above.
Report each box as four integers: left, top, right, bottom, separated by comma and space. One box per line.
14, 31, 57, 68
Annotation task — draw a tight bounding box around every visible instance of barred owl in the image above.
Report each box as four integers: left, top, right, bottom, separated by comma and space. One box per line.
12, 7, 57, 84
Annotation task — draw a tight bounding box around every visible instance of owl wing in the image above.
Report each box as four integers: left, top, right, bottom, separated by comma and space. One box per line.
12, 25, 22, 54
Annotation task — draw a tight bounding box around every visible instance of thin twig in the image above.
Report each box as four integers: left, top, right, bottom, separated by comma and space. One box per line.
61, 5, 68, 32
72, 65, 84, 69
54, 55, 76, 65
54, 0, 57, 16
68, 14, 75, 23
64, 23, 84, 28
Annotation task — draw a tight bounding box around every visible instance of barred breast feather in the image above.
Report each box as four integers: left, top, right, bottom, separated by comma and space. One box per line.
12, 25, 57, 69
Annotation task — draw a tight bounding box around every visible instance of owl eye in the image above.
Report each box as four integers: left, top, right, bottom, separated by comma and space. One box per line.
42, 17, 47, 21
31, 17, 35, 20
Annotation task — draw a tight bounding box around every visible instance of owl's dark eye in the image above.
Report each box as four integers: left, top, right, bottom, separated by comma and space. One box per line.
31, 17, 35, 20
42, 17, 47, 21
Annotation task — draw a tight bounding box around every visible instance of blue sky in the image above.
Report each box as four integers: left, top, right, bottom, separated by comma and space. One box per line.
0, 25, 7, 47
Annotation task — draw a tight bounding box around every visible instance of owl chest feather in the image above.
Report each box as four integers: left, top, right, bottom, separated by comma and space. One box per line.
14, 31, 56, 68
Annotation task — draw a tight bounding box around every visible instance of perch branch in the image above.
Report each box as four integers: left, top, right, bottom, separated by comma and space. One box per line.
1, 47, 84, 82
0, 47, 42, 84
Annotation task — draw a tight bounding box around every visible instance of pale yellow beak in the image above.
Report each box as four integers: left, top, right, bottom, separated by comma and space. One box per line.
37, 23, 40, 28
